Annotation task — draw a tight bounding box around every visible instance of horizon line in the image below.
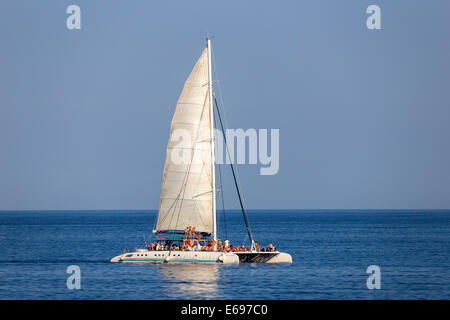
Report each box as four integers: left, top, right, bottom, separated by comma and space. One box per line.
1, 208, 450, 212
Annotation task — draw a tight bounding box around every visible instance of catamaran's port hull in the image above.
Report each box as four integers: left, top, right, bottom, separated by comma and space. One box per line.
110, 250, 292, 264
235, 252, 292, 263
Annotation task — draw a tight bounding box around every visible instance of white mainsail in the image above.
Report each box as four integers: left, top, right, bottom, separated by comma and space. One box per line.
156, 45, 215, 236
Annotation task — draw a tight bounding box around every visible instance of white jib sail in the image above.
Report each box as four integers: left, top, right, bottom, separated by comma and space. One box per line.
156, 47, 215, 235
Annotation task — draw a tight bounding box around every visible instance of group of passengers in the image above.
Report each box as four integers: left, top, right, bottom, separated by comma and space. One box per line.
184, 226, 201, 241
252, 241, 276, 252
146, 237, 276, 253
148, 241, 216, 252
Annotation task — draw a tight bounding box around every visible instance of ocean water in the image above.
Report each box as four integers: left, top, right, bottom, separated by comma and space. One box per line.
0, 210, 449, 300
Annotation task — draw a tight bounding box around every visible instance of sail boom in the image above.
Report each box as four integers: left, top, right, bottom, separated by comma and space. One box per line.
155, 230, 211, 236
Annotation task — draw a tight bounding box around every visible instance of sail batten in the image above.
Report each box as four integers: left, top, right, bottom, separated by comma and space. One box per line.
156, 47, 215, 235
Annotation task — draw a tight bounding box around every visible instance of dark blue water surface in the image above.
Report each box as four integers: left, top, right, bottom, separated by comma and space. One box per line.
0, 210, 449, 299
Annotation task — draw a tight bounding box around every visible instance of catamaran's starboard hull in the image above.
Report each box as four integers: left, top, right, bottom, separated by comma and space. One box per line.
110, 250, 292, 264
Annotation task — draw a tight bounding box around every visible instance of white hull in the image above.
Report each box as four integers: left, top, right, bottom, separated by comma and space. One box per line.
265, 252, 292, 263
110, 250, 239, 264
110, 250, 292, 264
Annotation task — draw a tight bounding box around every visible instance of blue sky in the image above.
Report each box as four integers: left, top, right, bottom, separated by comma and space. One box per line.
0, 1, 449, 210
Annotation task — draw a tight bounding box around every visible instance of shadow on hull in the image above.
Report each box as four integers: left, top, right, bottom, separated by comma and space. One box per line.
235, 252, 292, 263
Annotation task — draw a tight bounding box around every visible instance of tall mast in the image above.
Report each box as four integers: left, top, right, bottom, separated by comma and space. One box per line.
207, 37, 217, 248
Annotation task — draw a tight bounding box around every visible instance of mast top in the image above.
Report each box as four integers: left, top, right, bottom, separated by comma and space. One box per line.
206, 35, 214, 45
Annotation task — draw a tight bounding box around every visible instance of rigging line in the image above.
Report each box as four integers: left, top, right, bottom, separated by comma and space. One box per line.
155, 130, 192, 228
162, 134, 201, 230
189, 155, 211, 229
212, 55, 253, 244
153, 163, 176, 231
213, 104, 228, 240
183, 159, 214, 232
167, 85, 211, 233
241, 232, 249, 247
192, 190, 214, 199
181, 85, 216, 232
214, 96, 253, 245
157, 159, 187, 227
191, 198, 208, 229
216, 156, 227, 240
157, 188, 182, 226
152, 207, 158, 233
162, 116, 205, 230
169, 80, 211, 214
212, 52, 249, 211
158, 150, 193, 228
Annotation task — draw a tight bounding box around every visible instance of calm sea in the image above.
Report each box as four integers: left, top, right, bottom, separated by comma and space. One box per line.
0, 210, 449, 300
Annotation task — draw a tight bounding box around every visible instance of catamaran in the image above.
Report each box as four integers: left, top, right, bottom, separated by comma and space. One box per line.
110, 38, 292, 264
